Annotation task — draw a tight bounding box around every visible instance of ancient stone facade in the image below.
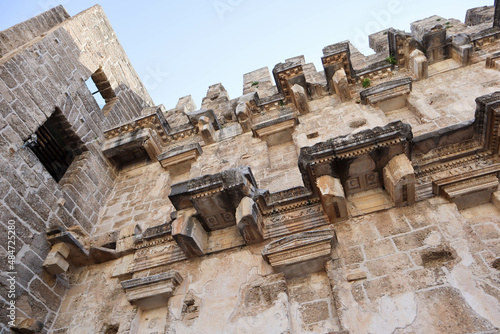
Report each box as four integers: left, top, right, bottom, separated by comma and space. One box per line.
1, 3, 500, 334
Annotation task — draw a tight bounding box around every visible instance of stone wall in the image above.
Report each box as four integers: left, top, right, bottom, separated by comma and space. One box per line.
0, 6, 153, 332
2, 3, 500, 334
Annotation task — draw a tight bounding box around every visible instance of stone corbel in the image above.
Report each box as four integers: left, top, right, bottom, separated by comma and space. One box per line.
262, 228, 338, 279
236, 102, 253, 133
121, 271, 183, 310
316, 175, 348, 223
157, 143, 202, 175
172, 210, 208, 258
235, 197, 263, 245
383, 154, 416, 206
409, 49, 428, 80
102, 127, 162, 165
291, 84, 310, 114
43, 226, 91, 275
187, 109, 220, 145
331, 69, 351, 102
360, 77, 412, 113
252, 114, 298, 146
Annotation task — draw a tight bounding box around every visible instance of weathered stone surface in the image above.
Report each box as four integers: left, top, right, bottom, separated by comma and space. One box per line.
3, 3, 500, 334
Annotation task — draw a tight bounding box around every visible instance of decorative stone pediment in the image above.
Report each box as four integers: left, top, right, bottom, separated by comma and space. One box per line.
121, 271, 183, 310
262, 228, 337, 278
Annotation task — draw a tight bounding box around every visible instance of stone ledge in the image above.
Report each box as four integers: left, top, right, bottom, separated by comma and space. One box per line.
157, 143, 202, 169
121, 271, 183, 310
262, 228, 337, 278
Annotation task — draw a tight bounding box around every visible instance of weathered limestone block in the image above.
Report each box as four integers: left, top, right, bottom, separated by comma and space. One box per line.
10, 317, 44, 333
235, 102, 252, 133
432, 164, 500, 210
409, 49, 428, 80
493, 190, 500, 210
465, 5, 494, 26
360, 77, 412, 112
262, 229, 337, 278
235, 197, 263, 245
121, 271, 183, 310
331, 68, 351, 102
291, 84, 310, 114
197, 116, 216, 145
486, 51, 500, 70
102, 128, 162, 165
42, 243, 70, 275
316, 175, 348, 223
451, 34, 473, 66
172, 212, 207, 258
116, 224, 141, 254
253, 114, 298, 146
383, 154, 416, 206
43, 226, 92, 272
157, 143, 202, 176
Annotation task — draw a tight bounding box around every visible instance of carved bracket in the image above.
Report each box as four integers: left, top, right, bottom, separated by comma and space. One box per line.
121, 271, 183, 310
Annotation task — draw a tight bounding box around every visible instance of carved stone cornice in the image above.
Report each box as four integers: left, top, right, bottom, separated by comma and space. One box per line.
157, 143, 202, 169
300, 121, 412, 164
121, 271, 183, 310
262, 228, 337, 278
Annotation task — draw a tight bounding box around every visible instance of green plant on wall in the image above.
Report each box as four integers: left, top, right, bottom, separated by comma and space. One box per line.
251, 81, 259, 86
385, 55, 397, 65
362, 78, 371, 88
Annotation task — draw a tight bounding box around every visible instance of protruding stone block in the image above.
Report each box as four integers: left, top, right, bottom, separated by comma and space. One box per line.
291, 84, 310, 114
409, 49, 428, 80
236, 102, 252, 133
253, 114, 298, 146
172, 213, 207, 258
235, 197, 263, 245
332, 68, 351, 102
157, 143, 202, 176
451, 34, 473, 66
360, 77, 412, 112
316, 175, 348, 223
493, 190, 500, 210
262, 229, 337, 278
43, 242, 71, 275
121, 271, 183, 310
383, 154, 416, 206
10, 317, 44, 333
198, 115, 216, 145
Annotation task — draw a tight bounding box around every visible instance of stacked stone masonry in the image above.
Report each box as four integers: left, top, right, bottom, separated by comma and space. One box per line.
1, 3, 500, 334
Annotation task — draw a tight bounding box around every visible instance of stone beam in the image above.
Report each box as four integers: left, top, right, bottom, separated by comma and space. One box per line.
316, 175, 348, 223
235, 197, 263, 245
172, 212, 208, 258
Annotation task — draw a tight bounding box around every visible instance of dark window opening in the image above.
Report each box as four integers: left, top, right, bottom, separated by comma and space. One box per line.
85, 67, 117, 116
402, 184, 408, 203
27, 108, 86, 182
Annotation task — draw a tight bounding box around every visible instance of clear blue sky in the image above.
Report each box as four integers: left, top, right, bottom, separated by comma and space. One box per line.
0, 0, 491, 109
